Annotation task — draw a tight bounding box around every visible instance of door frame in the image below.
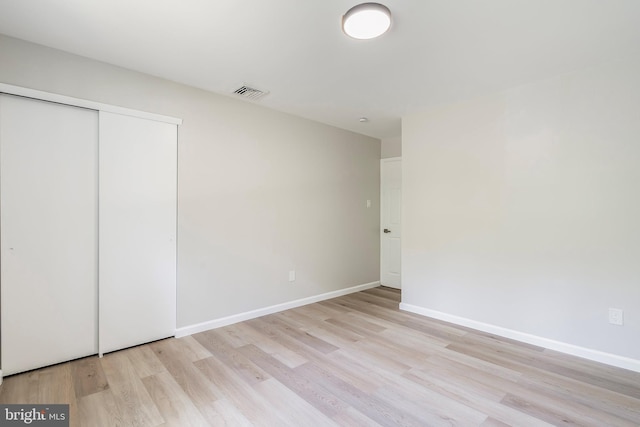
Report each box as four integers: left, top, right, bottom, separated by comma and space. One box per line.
0, 83, 182, 125
380, 157, 402, 289
0, 83, 182, 380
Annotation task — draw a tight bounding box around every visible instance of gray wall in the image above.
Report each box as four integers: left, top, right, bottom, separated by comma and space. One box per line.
381, 136, 401, 159
0, 35, 381, 328
402, 55, 640, 360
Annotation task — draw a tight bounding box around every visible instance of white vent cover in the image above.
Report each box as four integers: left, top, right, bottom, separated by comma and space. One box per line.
232, 85, 269, 101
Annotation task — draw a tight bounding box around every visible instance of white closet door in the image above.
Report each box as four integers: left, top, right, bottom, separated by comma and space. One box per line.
0, 94, 98, 375
99, 111, 177, 354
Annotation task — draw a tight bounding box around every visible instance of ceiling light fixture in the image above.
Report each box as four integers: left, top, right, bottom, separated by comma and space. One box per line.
342, 3, 392, 40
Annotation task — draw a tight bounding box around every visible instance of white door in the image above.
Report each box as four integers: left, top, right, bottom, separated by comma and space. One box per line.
99, 111, 177, 354
0, 94, 98, 375
381, 158, 401, 289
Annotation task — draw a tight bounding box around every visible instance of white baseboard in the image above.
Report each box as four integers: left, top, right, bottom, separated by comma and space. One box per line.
176, 281, 381, 338
399, 303, 640, 373
0, 370, 3, 385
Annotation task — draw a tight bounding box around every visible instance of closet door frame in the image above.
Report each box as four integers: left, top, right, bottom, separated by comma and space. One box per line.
0, 83, 181, 380
0, 84, 182, 126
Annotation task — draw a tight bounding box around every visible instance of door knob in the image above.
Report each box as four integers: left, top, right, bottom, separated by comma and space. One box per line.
383, 229, 391, 233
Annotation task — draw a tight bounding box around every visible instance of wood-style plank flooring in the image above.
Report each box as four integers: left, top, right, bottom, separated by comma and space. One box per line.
1, 286, 639, 426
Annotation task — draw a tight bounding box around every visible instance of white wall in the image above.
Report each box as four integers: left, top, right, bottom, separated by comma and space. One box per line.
0, 35, 381, 329
381, 135, 402, 158
402, 55, 640, 362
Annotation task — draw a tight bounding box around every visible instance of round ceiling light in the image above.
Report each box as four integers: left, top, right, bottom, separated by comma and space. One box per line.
342, 3, 392, 40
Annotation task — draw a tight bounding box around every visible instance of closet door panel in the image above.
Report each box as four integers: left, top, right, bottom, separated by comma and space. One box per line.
0, 94, 98, 375
99, 111, 177, 354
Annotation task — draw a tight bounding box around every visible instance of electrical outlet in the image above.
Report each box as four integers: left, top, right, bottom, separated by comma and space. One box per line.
366, 199, 371, 208
609, 308, 623, 326
288, 270, 296, 282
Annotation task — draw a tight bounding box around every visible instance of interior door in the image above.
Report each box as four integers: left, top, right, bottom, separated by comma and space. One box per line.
0, 94, 98, 375
381, 158, 402, 289
99, 111, 177, 355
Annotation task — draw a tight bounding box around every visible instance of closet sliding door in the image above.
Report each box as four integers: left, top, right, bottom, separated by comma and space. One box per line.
99, 111, 177, 354
0, 94, 98, 375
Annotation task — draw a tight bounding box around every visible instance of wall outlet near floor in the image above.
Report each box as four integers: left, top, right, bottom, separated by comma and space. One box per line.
288, 270, 296, 282
608, 308, 624, 325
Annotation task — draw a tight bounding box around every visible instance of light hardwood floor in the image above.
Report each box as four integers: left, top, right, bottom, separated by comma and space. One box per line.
1, 286, 639, 426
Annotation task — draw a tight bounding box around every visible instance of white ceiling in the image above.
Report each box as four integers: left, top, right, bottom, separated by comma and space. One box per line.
0, 0, 639, 139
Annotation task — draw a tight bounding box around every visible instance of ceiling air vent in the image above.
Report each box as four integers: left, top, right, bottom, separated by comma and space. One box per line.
232, 85, 269, 101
